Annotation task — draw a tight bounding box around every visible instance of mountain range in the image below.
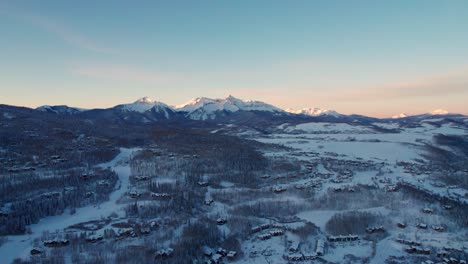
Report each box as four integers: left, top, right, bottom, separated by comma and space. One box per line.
2, 95, 466, 128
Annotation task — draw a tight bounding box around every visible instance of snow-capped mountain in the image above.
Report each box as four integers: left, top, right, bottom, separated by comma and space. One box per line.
287, 107, 340, 118
36, 105, 84, 114
118, 97, 173, 113
430, 109, 449, 115
392, 113, 408, 119
176, 95, 283, 120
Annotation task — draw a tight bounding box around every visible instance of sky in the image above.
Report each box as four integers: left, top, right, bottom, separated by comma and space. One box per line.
0, 0, 467, 117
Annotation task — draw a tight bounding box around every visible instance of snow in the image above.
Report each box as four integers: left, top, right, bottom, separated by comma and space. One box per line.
0, 148, 138, 264
297, 207, 391, 232
287, 107, 340, 117
175, 95, 283, 120
392, 113, 408, 119
430, 109, 449, 115
120, 97, 172, 113
284, 122, 376, 134
3, 112, 14, 119
372, 122, 400, 129
36, 105, 85, 114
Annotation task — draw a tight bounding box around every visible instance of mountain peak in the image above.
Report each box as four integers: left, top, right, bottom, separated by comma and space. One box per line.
134, 96, 154, 104
430, 109, 449, 115
392, 113, 408, 119
120, 97, 171, 113
287, 107, 340, 117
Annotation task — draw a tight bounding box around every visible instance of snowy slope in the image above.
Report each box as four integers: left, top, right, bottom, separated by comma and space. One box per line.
392, 113, 408, 119
119, 97, 173, 113
36, 105, 85, 114
287, 107, 340, 117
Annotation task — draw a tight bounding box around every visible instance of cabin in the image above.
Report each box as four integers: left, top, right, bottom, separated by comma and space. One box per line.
432, 225, 445, 232
205, 199, 214, 205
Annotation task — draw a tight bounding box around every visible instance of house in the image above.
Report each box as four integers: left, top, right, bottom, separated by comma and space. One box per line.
327, 235, 359, 242
151, 192, 170, 199
417, 223, 428, 229
134, 175, 150, 181
216, 217, 227, 225
211, 253, 223, 263
397, 222, 407, 228
432, 225, 445, 232
303, 253, 318, 260
198, 181, 209, 187
43, 239, 70, 247
202, 246, 214, 257
140, 226, 151, 234
205, 199, 214, 205
227, 251, 237, 259
269, 229, 284, 236
128, 190, 140, 198
366, 226, 385, 233
85, 235, 103, 243
289, 241, 300, 253
216, 248, 228, 257
258, 234, 272, 240
30, 248, 43, 255
285, 253, 304, 261
155, 248, 174, 259
315, 239, 325, 256
396, 239, 421, 246
422, 208, 434, 214
273, 186, 286, 193
436, 251, 449, 258
405, 246, 430, 255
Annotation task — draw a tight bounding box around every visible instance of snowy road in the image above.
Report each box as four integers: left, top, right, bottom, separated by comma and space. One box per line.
0, 148, 137, 264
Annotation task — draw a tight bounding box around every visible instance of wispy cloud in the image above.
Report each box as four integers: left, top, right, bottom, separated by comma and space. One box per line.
1, 6, 117, 54
72, 64, 175, 83
325, 66, 468, 101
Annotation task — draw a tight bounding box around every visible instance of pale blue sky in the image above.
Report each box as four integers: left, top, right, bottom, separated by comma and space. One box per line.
0, 0, 467, 117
